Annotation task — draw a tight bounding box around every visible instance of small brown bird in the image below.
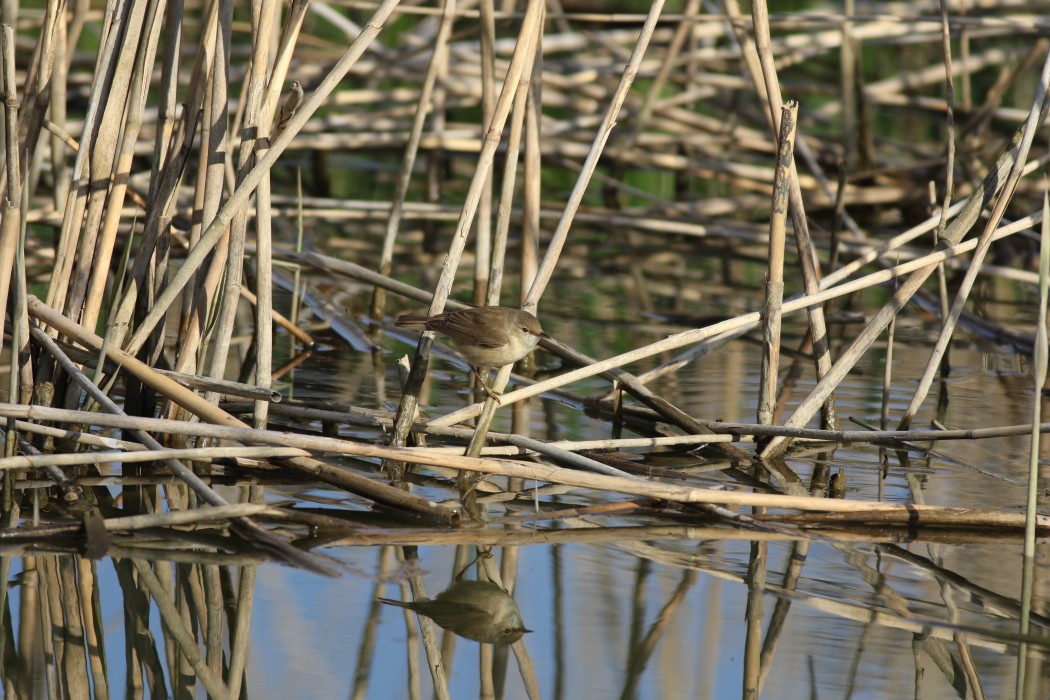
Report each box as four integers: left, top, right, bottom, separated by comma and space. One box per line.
272, 80, 303, 140
395, 306, 547, 395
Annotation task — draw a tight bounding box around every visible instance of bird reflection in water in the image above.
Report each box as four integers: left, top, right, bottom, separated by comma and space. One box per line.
380, 578, 531, 645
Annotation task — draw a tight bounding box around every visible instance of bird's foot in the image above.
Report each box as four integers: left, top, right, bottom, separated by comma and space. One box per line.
472, 367, 503, 404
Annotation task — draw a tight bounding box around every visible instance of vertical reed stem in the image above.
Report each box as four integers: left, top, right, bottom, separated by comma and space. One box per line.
1016, 186, 1050, 692
758, 101, 797, 428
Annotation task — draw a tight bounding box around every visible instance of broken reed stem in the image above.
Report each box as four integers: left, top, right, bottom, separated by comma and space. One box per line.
758, 101, 796, 427
748, 0, 838, 429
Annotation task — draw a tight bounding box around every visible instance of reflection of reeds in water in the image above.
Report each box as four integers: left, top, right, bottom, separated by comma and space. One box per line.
4, 553, 254, 697
1, 0, 1050, 696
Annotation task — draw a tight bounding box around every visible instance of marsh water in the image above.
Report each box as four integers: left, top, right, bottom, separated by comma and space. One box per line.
4, 250, 1048, 699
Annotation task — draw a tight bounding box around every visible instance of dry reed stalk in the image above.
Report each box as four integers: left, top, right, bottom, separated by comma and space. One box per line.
428, 216, 1030, 429
936, 1, 957, 243
49, 11, 70, 210
61, 0, 151, 331
214, 0, 273, 420
370, 0, 457, 321
51, 337, 282, 400
4, 1, 61, 201
757, 101, 795, 427
1020, 187, 1050, 677
172, 0, 233, 378
895, 47, 1050, 430
389, 0, 546, 452
486, 44, 528, 307
840, 0, 857, 173
15, 397, 1047, 527
27, 297, 459, 524
13, 418, 152, 451
28, 401, 1049, 457
250, 0, 309, 432
0, 25, 20, 354
880, 311, 896, 431
201, 0, 260, 400
28, 316, 338, 575
0, 445, 308, 470
79, 0, 165, 333
239, 286, 313, 345
473, 0, 497, 309
524, 0, 665, 309
120, 0, 405, 360
104, 502, 273, 530
749, 2, 839, 429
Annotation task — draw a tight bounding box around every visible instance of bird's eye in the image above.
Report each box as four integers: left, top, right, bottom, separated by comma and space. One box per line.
521, 326, 529, 333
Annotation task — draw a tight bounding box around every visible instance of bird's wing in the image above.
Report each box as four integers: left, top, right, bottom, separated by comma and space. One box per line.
438, 311, 506, 348
425, 602, 494, 628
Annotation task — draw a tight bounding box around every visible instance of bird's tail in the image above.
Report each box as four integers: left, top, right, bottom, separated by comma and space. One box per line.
393, 315, 430, 330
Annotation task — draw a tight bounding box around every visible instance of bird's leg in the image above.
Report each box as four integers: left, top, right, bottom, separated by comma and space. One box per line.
471, 366, 502, 403
454, 548, 494, 581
